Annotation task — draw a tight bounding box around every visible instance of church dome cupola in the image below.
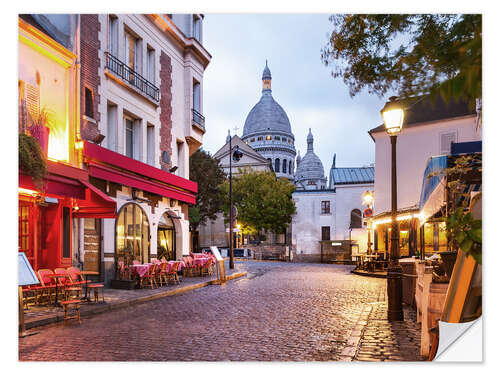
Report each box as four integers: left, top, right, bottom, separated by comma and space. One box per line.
262, 60, 272, 91
295, 128, 327, 190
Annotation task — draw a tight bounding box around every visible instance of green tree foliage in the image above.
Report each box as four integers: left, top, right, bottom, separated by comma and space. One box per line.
321, 14, 481, 106
220, 169, 296, 234
188, 148, 226, 231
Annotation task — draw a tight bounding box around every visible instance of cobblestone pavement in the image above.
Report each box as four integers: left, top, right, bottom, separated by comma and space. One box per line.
19, 261, 423, 362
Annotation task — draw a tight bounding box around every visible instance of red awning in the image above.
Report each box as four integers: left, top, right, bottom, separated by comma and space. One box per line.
74, 180, 117, 218
19, 172, 85, 199
83, 141, 197, 204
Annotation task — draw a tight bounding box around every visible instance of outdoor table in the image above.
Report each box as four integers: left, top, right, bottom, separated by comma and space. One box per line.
79, 271, 99, 302
129, 263, 152, 278
47, 273, 66, 307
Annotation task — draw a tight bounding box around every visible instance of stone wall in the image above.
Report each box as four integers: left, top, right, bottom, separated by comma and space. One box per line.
247, 244, 289, 261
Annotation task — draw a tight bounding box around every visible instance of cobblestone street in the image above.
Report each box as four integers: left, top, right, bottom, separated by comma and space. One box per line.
19, 261, 423, 361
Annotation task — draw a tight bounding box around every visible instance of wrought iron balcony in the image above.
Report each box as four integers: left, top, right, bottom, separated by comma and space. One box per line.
192, 108, 205, 130
105, 52, 160, 102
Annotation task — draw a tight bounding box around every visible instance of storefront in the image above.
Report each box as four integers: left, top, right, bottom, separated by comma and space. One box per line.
82, 141, 197, 284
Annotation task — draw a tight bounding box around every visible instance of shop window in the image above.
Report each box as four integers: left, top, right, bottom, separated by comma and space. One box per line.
321, 226, 330, 241
115, 203, 150, 264
423, 222, 434, 255
158, 212, 176, 260
321, 201, 330, 214
438, 221, 447, 252
399, 219, 410, 257
18, 202, 31, 256
350, 209, 362, 228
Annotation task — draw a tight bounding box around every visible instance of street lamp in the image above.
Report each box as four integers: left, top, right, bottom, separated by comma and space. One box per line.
362, 190, 374, 255
381, 96, 405, 322
228, 132, 243, 269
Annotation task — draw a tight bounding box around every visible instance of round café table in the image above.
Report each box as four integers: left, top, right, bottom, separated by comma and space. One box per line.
47, 274, 67, 307
79, 271, 100, 302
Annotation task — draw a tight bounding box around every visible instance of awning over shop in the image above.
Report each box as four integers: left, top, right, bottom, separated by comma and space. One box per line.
74, 179, 117, 218
83, 141, 197, 205
19, 172, 86, 199
419, 156, 447, 223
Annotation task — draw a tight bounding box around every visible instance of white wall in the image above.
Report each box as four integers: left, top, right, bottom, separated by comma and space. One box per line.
292, 191, 336, 255
372, 115, 480, 215
334, 183, 373, 240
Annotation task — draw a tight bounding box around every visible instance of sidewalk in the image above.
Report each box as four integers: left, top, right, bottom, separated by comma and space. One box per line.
23, 267, 247, 330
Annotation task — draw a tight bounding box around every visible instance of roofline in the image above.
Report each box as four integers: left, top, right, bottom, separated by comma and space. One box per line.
293, 189, 336, 194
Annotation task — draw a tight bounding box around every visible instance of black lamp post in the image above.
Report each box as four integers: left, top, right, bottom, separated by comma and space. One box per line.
381, 96, 405, 322
228, 133, 243, 269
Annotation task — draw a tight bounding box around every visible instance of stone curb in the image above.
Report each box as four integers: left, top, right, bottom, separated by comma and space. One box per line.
351, 269, 388, 279
24, 271, 247, 330
340, 304, 372, 361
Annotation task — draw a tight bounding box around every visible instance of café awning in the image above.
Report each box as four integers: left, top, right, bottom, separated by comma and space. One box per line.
73, 179, 117, 218
419, 156, 447, 223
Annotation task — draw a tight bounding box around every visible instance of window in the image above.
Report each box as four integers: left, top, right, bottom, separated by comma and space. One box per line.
125, 117, 134, 159
84, 87, 94, 118
147, 123, 155, 166
267, 158, 273, 171
107, 103, 117, 151
124, 30, 140, 72
193, 80, 201, 112
350, 209, 362, 228
321, 226, 330, 241
282, 159, 287, 174
289, 160, 292, 174
282, 137, 287, 142
257, 136, 263, 141
146, 46, 155, 84
115, 203, 150, 264
250, 138, 255, 142
321, 201, 330, 214
274, 136, 280, 141
124, 115, 141, 160
266, 135, 272, 140
108, 15, 118, 55
275, 158, 280, 173
193, 15, 202, 41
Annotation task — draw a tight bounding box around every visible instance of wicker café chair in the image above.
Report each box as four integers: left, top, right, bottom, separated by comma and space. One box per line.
140, 263, 157, 289
37, 269, 57, 304
66, 267, 88, 286
55, 267, 82, 300
167, 262, 180, 285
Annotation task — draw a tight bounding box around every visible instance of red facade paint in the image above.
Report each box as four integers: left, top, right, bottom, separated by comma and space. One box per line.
159, 51, 173, 171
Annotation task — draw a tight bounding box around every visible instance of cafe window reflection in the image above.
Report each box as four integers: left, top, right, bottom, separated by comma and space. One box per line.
116, 203, 150, 264
158, 212, 176, 260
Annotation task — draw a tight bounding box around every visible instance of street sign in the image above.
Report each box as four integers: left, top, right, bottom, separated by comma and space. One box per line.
363, 207, 373, 217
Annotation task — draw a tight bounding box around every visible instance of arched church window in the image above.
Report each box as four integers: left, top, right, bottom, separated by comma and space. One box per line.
250, 138, 255, 142
267, 158, 273, 171
282, 159, 287, 174
257, 136, 263, 141
350, 209, 362, 229
274, 136, 280, 141
275, 158, 280, 173
289, 160, 292, 174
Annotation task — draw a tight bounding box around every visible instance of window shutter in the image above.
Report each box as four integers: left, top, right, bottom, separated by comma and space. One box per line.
440, 132, 457, 155
25, 83, 40, 122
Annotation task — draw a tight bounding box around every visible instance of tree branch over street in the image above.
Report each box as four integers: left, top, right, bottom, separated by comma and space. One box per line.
321, 14, 481, 106
188, 148, 226, 232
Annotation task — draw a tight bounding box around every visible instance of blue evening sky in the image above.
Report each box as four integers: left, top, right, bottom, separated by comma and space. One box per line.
201, 13, 388, 169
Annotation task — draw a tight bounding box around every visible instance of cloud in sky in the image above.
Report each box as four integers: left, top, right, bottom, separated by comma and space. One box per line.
202, 14, 388, 170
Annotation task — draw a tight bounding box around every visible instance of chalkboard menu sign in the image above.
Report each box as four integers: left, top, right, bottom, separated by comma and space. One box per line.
18, 252, 39, 286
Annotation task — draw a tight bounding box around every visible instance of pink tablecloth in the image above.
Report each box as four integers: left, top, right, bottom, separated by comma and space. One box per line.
168, 260, 186, 270
129, 263, 152, 277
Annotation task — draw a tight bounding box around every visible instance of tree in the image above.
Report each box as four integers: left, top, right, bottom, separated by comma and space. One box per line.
188, 149, 226, 232
220, 169, 296, 234
321, 14, 481, 106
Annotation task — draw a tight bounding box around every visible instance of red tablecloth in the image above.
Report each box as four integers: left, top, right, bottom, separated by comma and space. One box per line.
129, 263, 152, 277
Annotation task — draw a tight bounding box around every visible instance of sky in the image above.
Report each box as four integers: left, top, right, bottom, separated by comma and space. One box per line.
201, 14, 388, 170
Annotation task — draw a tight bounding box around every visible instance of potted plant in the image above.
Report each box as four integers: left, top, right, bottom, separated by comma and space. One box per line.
111, 247, 137, 289
19, 133, 47, 190
27, 108, 53, 157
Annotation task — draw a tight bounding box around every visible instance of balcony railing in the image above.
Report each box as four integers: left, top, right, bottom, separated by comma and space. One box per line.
192, 108, 205, 130
105, 52, 160, 102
